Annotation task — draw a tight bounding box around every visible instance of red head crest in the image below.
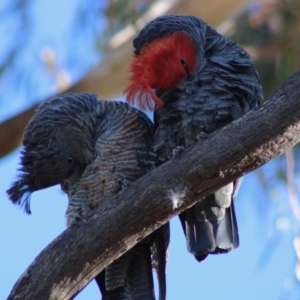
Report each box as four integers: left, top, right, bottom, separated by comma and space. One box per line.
124, 33, 197, 111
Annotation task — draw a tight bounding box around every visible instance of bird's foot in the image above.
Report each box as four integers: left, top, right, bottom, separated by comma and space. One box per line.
172, 146, 185, 158
122, 178, 129, 188
196, 132, 208, 142
66, 206, 91, 227
67, 214, 87, 227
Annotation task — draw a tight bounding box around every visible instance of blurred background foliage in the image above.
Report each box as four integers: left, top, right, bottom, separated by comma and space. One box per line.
1, 0, 300, 297
0, 0, 153, 98
231, 0, 300, 98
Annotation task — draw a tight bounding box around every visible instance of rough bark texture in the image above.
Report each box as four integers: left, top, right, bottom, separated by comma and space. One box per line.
7, 70, 300, 300
0, 0, 261, 159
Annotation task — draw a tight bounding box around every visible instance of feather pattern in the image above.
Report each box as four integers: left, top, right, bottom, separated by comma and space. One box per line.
130, 15, 263, 260
7, 93, 169, 300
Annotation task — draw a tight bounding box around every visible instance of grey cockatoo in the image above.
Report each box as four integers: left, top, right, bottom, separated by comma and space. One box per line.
125, 15, 263, 261
7, 93, 169, 300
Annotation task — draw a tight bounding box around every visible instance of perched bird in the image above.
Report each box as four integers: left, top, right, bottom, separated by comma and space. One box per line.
125, 15, 263, 262
7, 93, 169, 300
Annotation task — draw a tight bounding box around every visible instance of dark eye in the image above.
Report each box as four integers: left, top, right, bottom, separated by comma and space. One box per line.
180, 58, 186, 66
68, 157, 73, 164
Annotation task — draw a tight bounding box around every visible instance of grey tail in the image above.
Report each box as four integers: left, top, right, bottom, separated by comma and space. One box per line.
95, 242, 155, 300
179, 193, 239, 262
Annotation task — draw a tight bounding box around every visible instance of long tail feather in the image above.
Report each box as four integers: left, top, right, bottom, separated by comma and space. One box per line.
95, 242, 155, 300
151, 223, 169, 300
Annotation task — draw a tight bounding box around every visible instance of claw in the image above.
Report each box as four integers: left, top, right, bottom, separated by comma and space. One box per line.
66, 204, 91, 227
67, 214, 86, 227
172, 146, 185, 158
122, 178, 129, 188
196, 132, 208, 142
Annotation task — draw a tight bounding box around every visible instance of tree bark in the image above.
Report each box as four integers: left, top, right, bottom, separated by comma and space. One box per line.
0, 0, 262, 159
7, 70, 300, 300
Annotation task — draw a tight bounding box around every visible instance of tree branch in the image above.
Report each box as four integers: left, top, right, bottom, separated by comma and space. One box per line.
0, 0, 261, 159
7, 70, 300, 299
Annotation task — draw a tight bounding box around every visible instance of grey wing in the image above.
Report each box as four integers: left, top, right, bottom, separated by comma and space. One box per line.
67, 100, 168, 300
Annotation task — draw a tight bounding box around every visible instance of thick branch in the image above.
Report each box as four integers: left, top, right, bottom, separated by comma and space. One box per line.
0, 0, 260, 159
8, 70, 300, 300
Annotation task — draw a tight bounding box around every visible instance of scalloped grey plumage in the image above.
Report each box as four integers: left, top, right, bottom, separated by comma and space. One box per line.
133, 15, 263, 262
7, 93, 169, 300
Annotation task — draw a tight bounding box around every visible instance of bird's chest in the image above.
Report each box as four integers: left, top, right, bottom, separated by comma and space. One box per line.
158, 104, 226, 148
154, 95, 235, 162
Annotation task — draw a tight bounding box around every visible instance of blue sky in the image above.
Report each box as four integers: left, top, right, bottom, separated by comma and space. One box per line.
0, 1, 299, 299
